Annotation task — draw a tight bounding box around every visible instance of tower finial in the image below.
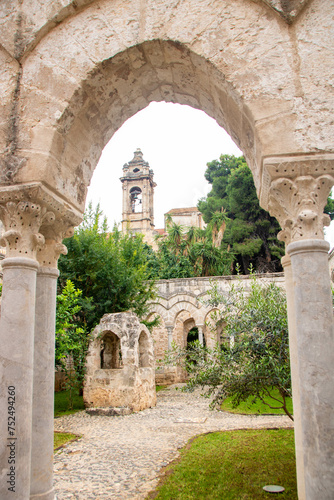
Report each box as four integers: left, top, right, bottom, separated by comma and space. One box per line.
133, 148, 143, 160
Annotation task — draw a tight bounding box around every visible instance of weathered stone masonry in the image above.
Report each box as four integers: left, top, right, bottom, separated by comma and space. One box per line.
147, 273, 286, 383
83, 312, 156, 412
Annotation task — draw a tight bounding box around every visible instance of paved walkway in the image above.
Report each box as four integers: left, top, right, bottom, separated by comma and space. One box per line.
54, 385, 293, 499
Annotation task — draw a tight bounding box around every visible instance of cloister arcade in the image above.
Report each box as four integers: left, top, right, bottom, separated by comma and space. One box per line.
0, 1, 333, 499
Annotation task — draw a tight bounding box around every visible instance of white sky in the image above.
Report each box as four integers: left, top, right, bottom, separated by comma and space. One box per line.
87, 101, 334, 249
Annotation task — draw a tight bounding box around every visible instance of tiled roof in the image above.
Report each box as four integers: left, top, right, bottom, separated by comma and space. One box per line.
165, 207, 199, 215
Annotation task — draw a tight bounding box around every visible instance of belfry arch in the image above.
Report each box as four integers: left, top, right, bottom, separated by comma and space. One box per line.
0, 1, 333, 499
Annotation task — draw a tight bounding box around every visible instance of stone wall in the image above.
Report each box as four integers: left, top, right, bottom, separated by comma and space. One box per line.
147, 273, 285, 384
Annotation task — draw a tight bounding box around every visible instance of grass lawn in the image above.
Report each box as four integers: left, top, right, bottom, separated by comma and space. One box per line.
54, 432, 79, 450
54, 390, 85, 417
54, 392, 84, 450
156, 385, 168, 392
221, 388, 293, 417
147, 429, 297, 500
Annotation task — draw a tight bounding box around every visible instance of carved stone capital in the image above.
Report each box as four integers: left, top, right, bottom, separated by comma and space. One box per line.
0, 183, 82, 262
261, 155, 334, 246
0, 201, 52, 259
37, 223, 74, 268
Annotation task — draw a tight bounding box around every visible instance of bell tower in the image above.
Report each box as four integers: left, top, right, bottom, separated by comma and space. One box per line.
120, 149, 156, 242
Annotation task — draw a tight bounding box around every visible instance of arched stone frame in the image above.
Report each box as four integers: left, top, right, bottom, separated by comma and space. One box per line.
183, 317, 197, 346
100, 330, 123, 370
170, 300, 201, 324
0, 1, 333, 499
173, 308, 198, 349
85, 321, 125, 373
203, 308, 226, 349
147, 301, 171, 325
137, 329, 153, 369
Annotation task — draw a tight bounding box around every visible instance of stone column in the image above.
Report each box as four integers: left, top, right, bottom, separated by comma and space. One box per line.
0, 184, 81, 500
281, 255, 305, 500
197, 325, 204, 346
287, 239, 333, 499
30, 235, 69, 500
266, 156, 334, 499
166, 326, 173, 349
0, 199, 51, 500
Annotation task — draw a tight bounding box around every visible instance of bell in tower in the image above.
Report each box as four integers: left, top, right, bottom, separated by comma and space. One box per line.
120, 149, 157, 245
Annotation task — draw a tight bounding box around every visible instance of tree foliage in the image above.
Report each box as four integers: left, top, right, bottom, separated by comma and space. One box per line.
153, 215, 234, 279
198, 155, 285, 274
55, 280, 89, 406
164, 275, 293, 420
58, 203, 157, 333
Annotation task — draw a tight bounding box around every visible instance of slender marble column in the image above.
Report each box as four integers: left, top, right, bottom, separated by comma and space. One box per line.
0, 257, 39, 500
30, 266, 59, 500
197, 326, 204, 346
287, 240, 334, 499
0, 196, 54, 499
266, 158, 334, 500
0, 185, 81, 500
281, 255, 305, 500
166, 326, 173, 349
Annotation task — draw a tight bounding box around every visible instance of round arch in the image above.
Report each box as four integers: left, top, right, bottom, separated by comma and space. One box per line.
6, 0, 321, 217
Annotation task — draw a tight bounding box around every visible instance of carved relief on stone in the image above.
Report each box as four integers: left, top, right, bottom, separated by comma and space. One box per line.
0, 200, 54, 259
0, 182, 82, 262
37, 225, 74, 268
268, 174, 334, 245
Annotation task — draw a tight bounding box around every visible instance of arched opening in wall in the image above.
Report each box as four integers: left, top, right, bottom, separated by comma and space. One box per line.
187, 327, 199, 345
130, 186, 142, 213
63, 44, 247, 234
187, 327, 206, 347
100, 332, 123, 369
182, 317, 196, 348
138, 331, 150, 368
87, 100, 242, 232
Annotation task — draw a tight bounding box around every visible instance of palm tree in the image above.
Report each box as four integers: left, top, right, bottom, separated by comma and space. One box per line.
207, 210, 229, 248
166, 222, 184, 255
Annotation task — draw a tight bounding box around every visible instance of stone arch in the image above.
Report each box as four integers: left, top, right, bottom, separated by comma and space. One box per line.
19, 38, 259, 211
8, 0, 323, 209
138, 330, 151, 368
173, 309, 195, 349
171, 301, 201, 326
204, 308, 227, 348
100, 330, 122, 369
146, 302, 170, 325
167, 293, 200, 310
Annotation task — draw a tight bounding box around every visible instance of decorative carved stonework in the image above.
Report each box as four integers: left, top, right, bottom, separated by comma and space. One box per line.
261, 155, 334, 210
0, 201, 53, 259
0, 183, 82, 261
268, 174, 334, 245
37, 224, 74, 268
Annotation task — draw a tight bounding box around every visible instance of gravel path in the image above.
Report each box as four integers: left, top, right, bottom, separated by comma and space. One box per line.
54, 385, 293, 499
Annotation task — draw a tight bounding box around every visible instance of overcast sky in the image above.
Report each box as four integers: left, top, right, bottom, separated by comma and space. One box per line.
87, 101, 334, 248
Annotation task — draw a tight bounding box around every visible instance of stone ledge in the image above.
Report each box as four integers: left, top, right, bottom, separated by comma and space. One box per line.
86, 407, 133, 417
